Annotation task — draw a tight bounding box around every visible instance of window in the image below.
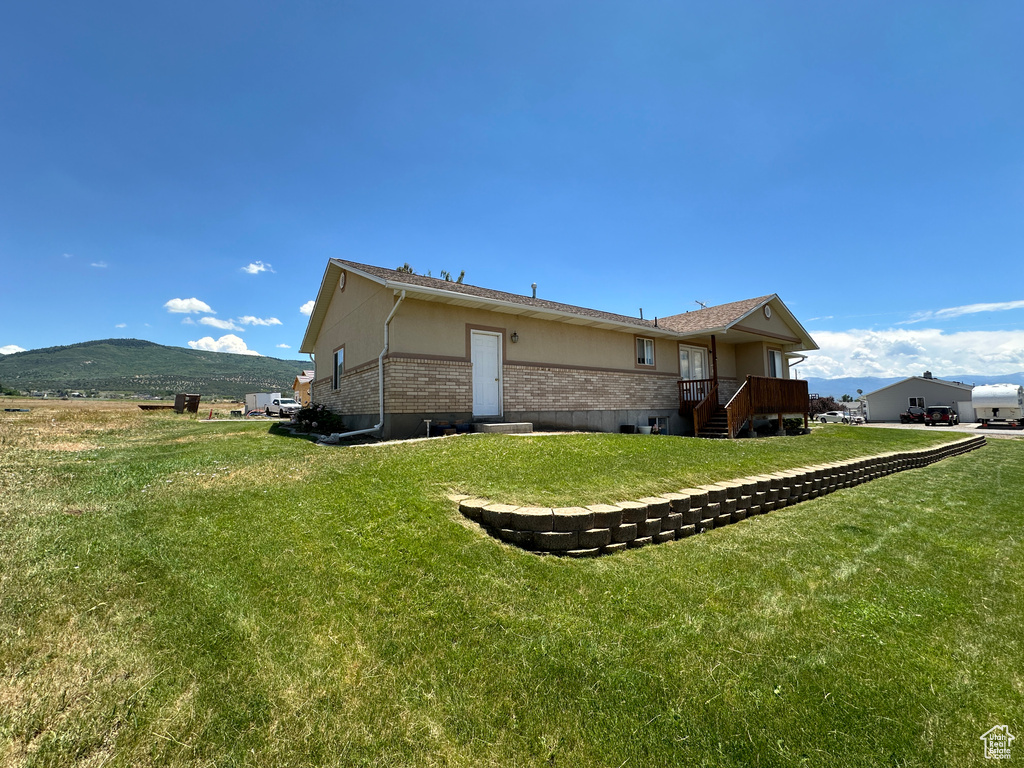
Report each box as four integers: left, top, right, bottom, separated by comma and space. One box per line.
768, 349, 784, 378
333, 348, 344, 389
678, 344, 708, 380
909, 397, 925, 408
636, 337, 655, 367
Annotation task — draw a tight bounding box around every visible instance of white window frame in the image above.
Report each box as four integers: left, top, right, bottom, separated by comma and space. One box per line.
636, 337, 655, 367
678, 344, 709, 380
909, 396, 925, 408
768, 349, 784, 378
333, 347, 344, 389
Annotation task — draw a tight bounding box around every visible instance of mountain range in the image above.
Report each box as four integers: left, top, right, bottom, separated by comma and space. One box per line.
4, 338, 1021, 403
0, 339, 309, 401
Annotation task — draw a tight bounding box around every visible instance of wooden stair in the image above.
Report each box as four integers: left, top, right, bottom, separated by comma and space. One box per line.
696, 406, 731, 439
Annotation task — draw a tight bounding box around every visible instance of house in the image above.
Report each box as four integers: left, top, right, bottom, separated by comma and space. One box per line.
299, 259, 819, 439
862, 372, 974, 422
292, 370, 315, 408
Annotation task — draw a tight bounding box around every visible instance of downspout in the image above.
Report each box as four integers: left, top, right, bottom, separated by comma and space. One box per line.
786, 353, 807, 377
786, 353, 810, 429
322, 290, 406, 442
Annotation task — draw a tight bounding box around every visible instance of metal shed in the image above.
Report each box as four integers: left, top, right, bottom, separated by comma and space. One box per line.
862, 372, 974, 422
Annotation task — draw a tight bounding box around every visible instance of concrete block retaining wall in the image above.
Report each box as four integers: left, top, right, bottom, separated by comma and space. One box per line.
456, 436, 986, 558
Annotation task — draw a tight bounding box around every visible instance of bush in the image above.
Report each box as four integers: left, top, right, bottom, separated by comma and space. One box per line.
295, 404, 346, 435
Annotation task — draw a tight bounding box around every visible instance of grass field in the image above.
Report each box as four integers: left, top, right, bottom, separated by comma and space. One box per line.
1, 399, 1021, 767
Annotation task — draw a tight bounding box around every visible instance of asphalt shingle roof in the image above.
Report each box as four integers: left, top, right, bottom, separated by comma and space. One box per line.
657, 296, 773, 334
338, 259, 661, 330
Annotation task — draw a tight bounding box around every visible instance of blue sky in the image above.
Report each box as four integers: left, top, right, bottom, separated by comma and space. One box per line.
1, 2, 1022, 379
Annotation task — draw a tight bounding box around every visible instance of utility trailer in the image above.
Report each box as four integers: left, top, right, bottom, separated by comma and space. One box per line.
972, 383, 1024, 428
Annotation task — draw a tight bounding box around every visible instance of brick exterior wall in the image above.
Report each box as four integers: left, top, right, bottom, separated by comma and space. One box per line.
312, 363, 379, 416
313, 357, 679, 418
719, 377, 740, 405
385, 357, 472, 413
503, 363, 677, 411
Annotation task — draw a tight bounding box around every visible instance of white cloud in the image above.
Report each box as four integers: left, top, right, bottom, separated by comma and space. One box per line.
238, 316, 283, 326
200, 317, 243, 331
802, 327, 1024, 379
115, 323, 127, 329
242, 261, 274, 275
91, 261, 108, 268
300, 300, 315, 316
1, 344, 27, 355
902, 299, 1024, 324
165, 297, 214, 314
277, 343, 292, 349
187, 334, 260, 356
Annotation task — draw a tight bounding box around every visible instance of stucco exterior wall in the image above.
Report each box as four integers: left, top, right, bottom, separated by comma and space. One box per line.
863, 378, 973, 422
729, 303, 803, 347
734, 342, 767, 379
390, 297, 681, 375
311, 272, 396, 371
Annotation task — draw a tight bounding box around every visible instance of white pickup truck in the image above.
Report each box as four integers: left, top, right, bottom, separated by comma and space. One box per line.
245, 393, 301, 417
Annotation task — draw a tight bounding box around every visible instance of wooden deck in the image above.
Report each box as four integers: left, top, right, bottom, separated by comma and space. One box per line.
680, 375, 809, 439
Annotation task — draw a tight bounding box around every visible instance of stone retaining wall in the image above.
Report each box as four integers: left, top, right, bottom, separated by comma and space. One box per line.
455, 436, 986, 557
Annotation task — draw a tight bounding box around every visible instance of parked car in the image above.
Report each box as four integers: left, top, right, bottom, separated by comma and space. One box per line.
925, 406, 959, 426
899, 406, 927, 424
818, 411, 850, 424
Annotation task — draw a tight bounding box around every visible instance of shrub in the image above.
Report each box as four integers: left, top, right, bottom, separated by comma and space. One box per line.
295, 404, 346, 435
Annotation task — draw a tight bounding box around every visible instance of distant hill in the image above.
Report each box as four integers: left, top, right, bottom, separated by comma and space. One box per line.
802, 373, 1024, 400
0, 339, 310, 401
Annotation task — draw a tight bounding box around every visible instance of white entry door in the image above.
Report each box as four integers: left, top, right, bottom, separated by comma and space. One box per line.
471, 330, 503, 417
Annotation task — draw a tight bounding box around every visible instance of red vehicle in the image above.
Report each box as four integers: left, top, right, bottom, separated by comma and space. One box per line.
899, 406, 927, 424
925, 406, 959, 426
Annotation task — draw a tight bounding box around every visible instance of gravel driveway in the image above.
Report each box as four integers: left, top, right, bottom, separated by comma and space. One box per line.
851, 421, 1024, 440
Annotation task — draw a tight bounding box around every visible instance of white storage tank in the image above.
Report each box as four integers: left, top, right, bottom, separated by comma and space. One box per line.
972, 383, 1024, 427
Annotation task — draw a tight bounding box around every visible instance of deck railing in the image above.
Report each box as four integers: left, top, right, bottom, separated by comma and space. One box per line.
725, 376, 810, 439
678, 378, 715, 408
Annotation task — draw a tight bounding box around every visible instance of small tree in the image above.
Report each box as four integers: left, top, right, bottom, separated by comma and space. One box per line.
440, 269, 465, 283
396, 264, 465, 283
809, 395, 841, 417
840, 394, 853, 403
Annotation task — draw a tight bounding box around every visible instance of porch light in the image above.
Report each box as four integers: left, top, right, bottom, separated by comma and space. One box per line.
510, 331, 519, 343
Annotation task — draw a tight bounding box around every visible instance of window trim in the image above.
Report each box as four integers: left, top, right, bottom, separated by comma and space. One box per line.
909, 396, 925, 408
333, 346, 345, 389
768, 348, 784, 378
635, 336, 655, 368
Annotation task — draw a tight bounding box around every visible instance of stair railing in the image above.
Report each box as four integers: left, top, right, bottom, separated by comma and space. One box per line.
692, 381, 720, 436
725, 377, 754, 439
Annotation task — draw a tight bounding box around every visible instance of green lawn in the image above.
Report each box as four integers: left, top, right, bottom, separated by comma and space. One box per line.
1, 406, 1021, 767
